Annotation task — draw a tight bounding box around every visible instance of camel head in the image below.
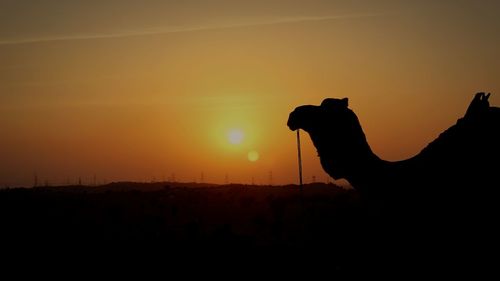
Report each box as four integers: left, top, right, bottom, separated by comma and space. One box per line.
465, 92, 491, 119
287, 98, 349, 132
288, 98, 370, 180
287, 97, 352, 134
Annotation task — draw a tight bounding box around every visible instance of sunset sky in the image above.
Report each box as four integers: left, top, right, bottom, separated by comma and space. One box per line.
1, 0, 499, 187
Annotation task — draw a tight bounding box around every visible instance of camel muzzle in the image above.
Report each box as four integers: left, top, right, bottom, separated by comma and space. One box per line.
287, 111, 300, 131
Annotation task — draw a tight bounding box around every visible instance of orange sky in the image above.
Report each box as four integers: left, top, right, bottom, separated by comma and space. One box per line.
1, 1, 499, 187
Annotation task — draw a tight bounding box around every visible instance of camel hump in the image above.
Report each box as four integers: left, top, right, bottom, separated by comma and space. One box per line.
464, 92, 491, 119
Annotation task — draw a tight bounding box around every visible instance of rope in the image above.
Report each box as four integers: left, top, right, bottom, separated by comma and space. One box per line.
297, 130, 303, 190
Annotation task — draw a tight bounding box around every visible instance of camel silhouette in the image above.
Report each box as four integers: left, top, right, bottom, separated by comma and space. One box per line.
288, 93, 500, 207
288, 93, 500, 272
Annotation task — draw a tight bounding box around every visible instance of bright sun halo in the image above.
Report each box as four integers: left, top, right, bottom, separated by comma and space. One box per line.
228, 129, 244, 144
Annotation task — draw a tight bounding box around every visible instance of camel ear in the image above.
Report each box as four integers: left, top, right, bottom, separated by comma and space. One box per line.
341, 98, 349, 107
321, 98, 349, 110
484, 93, 491, 101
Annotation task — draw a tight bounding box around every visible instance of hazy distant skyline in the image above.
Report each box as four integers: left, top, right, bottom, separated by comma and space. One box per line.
1, 0, 499, 187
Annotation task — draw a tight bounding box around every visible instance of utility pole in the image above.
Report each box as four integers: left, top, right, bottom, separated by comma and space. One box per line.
33, 172, 38, 188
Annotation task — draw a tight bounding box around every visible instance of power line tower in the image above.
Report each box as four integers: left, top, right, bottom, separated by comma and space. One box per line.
33, 172, 38, 188
268, 171, 273, 186
224, 173, 229, 185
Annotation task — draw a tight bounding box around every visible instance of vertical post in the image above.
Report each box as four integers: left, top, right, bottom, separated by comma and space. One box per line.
297, 130, 303, 191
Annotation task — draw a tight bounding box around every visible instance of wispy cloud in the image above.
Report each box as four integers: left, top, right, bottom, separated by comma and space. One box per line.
0, 13, 383, 46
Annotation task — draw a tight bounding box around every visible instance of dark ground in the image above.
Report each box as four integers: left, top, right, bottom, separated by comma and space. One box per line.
0, 182, 498, 274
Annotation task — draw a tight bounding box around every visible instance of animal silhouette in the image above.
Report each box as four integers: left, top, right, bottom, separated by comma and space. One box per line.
287, 93, 500, 207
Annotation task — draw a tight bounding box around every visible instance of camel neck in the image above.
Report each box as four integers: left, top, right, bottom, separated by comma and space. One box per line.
311, 130, 385, 191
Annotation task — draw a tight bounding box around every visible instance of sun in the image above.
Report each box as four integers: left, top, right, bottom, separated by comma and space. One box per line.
228, 129, 244, 144
248, 150, 259, 162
